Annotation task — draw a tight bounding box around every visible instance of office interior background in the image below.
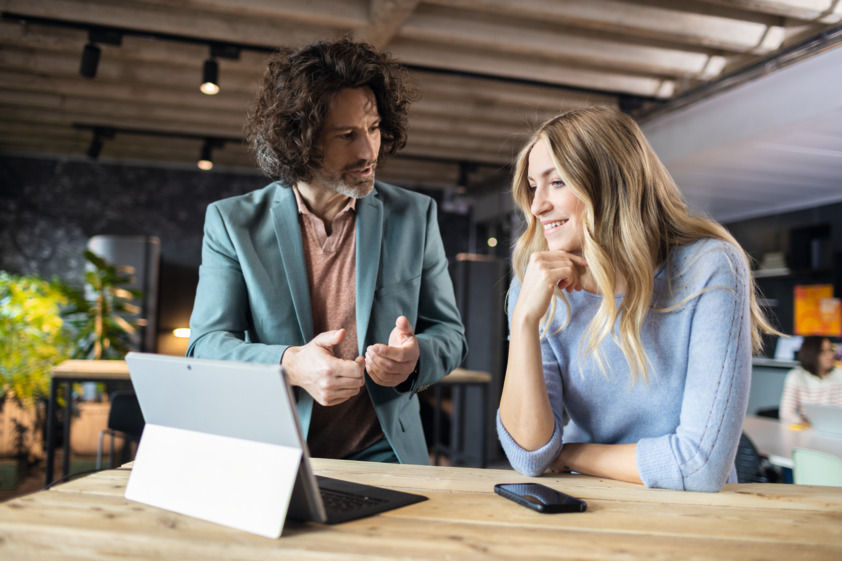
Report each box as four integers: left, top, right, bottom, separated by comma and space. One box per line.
2, 1, 841, 466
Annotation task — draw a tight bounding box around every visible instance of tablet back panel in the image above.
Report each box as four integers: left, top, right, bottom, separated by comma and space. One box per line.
124, 353, 305, 538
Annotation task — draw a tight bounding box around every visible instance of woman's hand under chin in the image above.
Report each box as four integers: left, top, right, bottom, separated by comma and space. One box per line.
513, 250, 589, 326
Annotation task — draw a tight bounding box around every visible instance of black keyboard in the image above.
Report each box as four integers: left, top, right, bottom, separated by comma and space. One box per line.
320, 488, 387, 513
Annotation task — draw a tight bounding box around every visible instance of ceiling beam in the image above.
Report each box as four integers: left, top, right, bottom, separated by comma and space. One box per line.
389, 38, 675, 98
354, 0, 421, 48
696, 0, 842, 23
423, 0, 788, 54
402, 5, 728, 79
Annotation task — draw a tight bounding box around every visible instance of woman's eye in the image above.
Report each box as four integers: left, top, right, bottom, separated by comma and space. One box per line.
527, 183, 537, 191
551, 180, 566, 188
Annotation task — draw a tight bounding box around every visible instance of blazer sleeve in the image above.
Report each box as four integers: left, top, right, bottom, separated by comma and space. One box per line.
186, 203, 287, 364
410, 199, 468, 391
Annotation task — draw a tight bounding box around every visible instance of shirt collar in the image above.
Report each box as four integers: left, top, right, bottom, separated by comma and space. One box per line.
292, 185, 356, 218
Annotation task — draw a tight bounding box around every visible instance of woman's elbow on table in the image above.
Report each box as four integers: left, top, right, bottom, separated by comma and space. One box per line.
638, 438, 731, 492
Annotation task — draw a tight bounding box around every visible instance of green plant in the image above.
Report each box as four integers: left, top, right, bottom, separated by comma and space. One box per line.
62, 250, 143, 360
0, 272, 72, 403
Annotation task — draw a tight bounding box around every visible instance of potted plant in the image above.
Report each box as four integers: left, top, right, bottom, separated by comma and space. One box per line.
0, 272, 72, 460
60, 250, 144, 456
0, 250, 144, 463
61, 250, 143, 360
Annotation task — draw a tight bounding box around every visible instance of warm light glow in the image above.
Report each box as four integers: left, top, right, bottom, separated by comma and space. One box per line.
197, 159, 213, 171
487, 236, 498, 248
173, 328, 191, 338
200, 81, 219, 95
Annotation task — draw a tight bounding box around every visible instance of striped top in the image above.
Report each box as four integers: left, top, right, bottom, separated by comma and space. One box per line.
779, 366, 842, 424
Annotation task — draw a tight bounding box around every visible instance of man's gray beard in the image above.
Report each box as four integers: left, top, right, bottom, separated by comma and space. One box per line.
317, 170, 375, 199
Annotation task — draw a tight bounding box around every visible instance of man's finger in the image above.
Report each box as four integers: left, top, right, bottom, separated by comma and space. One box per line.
366, 342, 414, 361
365, 350, 412, 373
313, 329, 345, 349
396, 315, 413, 331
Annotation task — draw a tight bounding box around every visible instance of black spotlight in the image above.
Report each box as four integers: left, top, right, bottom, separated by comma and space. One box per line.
200, 58, 219, 95
85, 127, 114, 160
79, 42, 101, 78
87, 135, 103, 159
197, 139, 214, 170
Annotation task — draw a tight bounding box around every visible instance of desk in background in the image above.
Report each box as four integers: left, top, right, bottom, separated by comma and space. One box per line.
3, 459, 841, 560
44, 360, 130, 487
743, 415, 842, 469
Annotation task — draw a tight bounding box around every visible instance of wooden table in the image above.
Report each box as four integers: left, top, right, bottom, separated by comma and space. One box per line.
44, 360, 131, 487
3, 458, 841, 560
743, 415, 842, 469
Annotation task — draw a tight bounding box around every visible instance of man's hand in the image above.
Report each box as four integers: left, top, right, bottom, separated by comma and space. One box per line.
365, 316, 420, 387
282, 329, 365, 406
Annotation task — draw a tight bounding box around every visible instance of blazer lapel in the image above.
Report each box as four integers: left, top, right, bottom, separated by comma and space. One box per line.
270, 186, 314, 342
355, 188, 383, 355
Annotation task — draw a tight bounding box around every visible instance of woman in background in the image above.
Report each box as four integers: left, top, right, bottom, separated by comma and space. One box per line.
498, 107, 776, 492
779, 336, 842, 424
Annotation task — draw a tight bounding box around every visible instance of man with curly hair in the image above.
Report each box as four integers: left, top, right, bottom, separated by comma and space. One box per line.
187, 38, 467, 465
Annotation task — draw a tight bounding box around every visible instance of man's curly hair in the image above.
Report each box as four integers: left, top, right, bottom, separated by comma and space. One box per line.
245, 38, 415, 185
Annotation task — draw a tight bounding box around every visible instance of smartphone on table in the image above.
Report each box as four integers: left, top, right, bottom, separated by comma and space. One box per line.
494, 483, 587, 513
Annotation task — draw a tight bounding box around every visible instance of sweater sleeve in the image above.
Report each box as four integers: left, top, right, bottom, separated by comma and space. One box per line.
496, 276, 566, 476
636, 242, 752, 492
779, 369, 803, 424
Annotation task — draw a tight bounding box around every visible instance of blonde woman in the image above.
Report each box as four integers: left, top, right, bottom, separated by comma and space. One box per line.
498, 107, 775, 491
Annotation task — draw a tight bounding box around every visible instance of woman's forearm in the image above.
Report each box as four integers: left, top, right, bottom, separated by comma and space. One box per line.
499, 316, 556, 450
554, 442, 643, 485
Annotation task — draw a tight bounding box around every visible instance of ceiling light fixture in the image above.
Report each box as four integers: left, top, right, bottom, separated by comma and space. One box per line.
79, 42, 100, 78
200, 44, 241, 95
74, 123, 239, 166
200, 57, 219, 95
86, 127, 114, 159
77, 28, 122, 79
197, 139, 218, 170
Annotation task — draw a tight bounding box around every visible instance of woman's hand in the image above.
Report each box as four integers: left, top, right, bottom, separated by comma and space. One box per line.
500, 250, 588, 452
513, 250, 588, 326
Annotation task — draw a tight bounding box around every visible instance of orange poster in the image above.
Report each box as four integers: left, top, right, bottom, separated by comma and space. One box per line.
794, 284, 842, 336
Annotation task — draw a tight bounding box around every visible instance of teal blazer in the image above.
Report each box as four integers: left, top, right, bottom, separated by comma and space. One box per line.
187, 181, 467, 464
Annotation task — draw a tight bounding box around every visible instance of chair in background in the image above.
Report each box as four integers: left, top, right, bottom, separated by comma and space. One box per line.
96, 391, 145, 469
756, 407, 779, 419
792, 448, 842, 487
735, 433, 780, 483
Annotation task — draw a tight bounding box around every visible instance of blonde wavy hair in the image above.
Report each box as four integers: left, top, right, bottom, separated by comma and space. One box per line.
511, 106, 775, 382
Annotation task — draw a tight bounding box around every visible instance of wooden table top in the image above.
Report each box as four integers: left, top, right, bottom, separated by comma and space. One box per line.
2, 458, 841, 560
442, 367, 492, 384
51, 359, 130, 381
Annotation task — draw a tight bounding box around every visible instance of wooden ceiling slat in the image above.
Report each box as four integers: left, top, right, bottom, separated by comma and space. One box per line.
403, 5, 728, 79
355, 0, 421, 48
423, 0, 788, 53
1, 0, 353, 48
389, 38, 676, 98
696, 0, 842, 23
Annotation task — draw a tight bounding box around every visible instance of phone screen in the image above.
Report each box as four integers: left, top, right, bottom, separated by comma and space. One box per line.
494, 483, 587, 513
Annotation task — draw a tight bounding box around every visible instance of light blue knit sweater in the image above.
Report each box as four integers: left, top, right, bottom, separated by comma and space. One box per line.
497, 238, 752, 491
